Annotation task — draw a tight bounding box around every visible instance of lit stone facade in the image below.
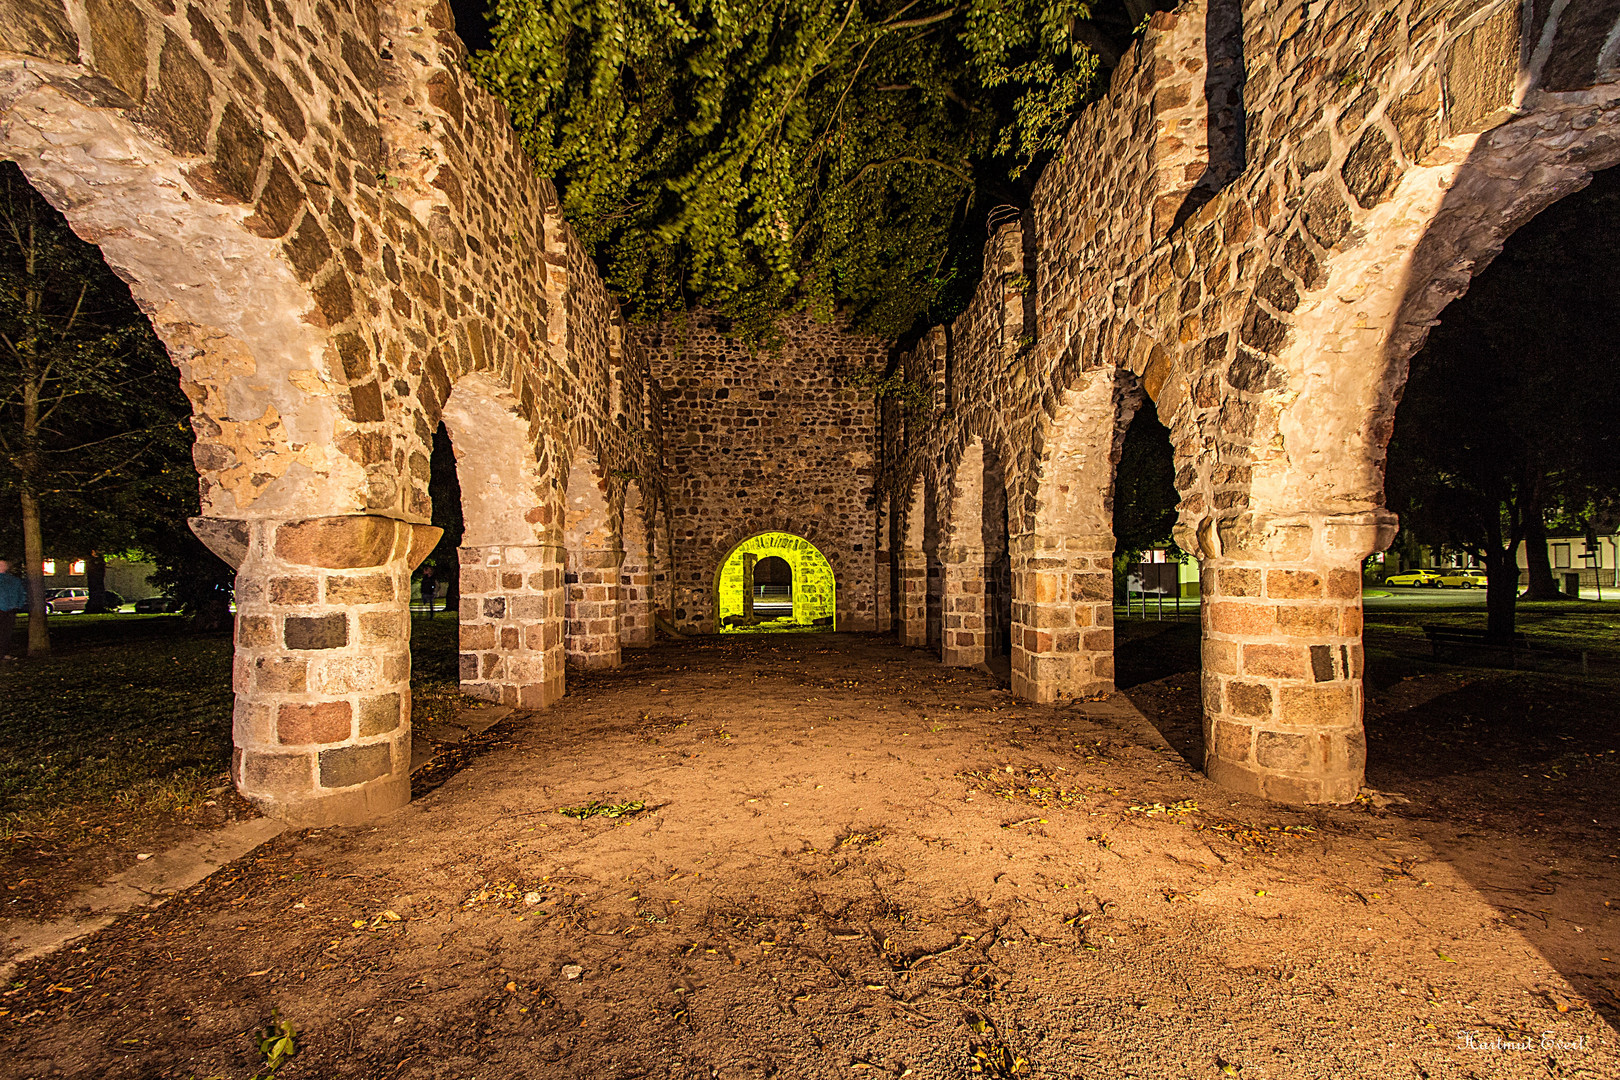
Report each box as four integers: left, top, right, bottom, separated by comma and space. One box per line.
1, 0, 1616, 820
637, 313, 883, 635
883, 0, 1620, 804
0, 0, 663, 824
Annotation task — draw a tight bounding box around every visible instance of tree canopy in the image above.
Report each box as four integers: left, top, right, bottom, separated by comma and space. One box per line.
0, 163, 230, 645
468, 0, 1159, 337
1386, 166, 1620, 635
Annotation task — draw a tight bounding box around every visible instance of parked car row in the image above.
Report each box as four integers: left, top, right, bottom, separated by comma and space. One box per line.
37, 587, 181, 614
1382, 568, 1488, 588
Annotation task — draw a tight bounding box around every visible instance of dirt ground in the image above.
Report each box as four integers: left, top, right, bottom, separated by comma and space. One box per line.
1, 630, 1616, 1078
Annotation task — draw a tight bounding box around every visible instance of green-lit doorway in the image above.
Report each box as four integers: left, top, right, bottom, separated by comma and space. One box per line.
717, 533, 836, 632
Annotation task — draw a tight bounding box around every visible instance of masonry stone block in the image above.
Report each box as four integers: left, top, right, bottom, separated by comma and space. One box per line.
318, 743, 392, 789
285, 613, 349, 650
278, 701, 353, 745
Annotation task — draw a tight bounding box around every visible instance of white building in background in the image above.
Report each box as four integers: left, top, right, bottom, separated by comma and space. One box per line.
1519, 527, 1620, 593
33, 556, 162, 601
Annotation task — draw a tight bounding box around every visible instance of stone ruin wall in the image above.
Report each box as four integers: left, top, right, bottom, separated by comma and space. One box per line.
886, 0, 1620, 804
0, 0, 666, 823
3, 0, 1618, 825
636, 314, 883, 635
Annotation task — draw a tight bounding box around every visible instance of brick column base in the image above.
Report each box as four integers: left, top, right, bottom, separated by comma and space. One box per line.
620, 555, 654, 648
875, 550, 893, 632
1199, 557, 1366, 804
566, 547, 622, 669
942, 551, 989, 666
898, 549, 928, 648
1010, 541, 1115, 703
458, 544, 565, 708
196, 515, 439, 828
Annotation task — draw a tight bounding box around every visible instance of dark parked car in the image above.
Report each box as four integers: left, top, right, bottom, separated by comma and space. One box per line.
134, 595, 183, 614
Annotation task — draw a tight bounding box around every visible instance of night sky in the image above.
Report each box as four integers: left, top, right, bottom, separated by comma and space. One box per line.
447, 0, 493, 55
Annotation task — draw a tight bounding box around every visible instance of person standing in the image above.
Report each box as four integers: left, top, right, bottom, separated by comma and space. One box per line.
420, 564, 438, 618
0, 559, 26, 661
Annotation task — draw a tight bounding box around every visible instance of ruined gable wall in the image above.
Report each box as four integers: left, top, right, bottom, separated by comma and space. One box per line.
637, 314, 883, 634
889, 0, 1620, 563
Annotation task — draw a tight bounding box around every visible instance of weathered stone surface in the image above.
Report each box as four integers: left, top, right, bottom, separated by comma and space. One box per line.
189, 516, 249, 568
0, 0, 79, 62
85, 0, 149, 103
1446, 4, 1519, 132
1341, 126, 1399, 208
275, 517, 399, 569
142, 30, 212, 156
317, 743, 391, 788
284, 613, 349, 650
278, 700, 352, 744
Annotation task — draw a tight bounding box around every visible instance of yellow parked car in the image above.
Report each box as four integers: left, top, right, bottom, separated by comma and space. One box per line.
1383, 569, 1442, 587
1436, 568, 1487, 588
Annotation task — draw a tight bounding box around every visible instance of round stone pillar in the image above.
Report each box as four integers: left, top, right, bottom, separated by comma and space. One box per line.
1194, 513, 1394, 805
941, 548, 989, 666
566, 547, 622, 669
1009, 536, 1115, 703
898, 547, 928, 648
196, 515, 440, 827
458, 543, 566, 708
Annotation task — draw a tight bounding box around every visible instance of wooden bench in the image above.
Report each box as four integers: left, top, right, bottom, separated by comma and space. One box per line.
1421, 625, 1588, 672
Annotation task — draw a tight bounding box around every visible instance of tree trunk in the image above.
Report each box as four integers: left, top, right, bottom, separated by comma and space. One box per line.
1483, 541, 1521, 640
443, 560, 459, 613
85, 552, 108, 613
20, 488, 50, 656
1520, 493, 1561, 600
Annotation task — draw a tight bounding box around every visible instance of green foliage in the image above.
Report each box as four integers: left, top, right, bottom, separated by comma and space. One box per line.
472, 0, 1148, 337
1111, 405, 1178, 562
848, 365, 932, 412
558, 799, 647, 818
0, 163, 190, 544
250, 1010, 298, 1078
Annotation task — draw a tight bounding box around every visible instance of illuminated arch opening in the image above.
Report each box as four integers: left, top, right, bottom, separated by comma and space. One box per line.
716, 533, 836, 632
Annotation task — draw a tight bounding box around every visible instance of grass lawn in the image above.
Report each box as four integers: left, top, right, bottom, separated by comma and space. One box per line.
0, 613, 466, 845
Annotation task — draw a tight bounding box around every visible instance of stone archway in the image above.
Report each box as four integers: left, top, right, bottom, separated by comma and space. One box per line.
1014, 369, 1142, 703
940, 436, 1011, 669
898, 474, 930, 649
714, 532, 837, 631
440, 372, 564, 708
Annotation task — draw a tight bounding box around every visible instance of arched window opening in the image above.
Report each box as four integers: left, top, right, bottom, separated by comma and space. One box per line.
717, 533, 835, 632
0, 161, 228, 656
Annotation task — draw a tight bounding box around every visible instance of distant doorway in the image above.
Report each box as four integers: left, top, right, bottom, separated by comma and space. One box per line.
753, 556, 793, 617
716, 533, 836, 632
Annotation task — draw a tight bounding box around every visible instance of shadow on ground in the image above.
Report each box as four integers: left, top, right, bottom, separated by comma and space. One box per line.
0, 631, 1612, 1077
1115, 608, 1620, 1037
